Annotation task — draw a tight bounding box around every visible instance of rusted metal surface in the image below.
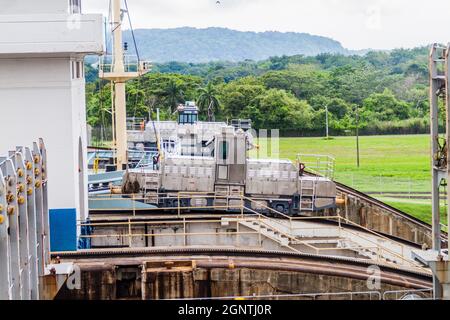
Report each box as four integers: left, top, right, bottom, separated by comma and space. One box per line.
53, 247, 431, 277
54, 253, 432, 300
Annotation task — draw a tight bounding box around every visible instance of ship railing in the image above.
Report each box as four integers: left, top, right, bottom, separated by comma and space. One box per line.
99, 54, 151, 75
83, 192, 427, 271
87, 147, 159, 173
297, 154, 336, 180
130, 148, 159, 169
127, 117, 146, 131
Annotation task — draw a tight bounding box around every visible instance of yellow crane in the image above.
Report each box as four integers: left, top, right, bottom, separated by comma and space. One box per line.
99, 0, 151, 170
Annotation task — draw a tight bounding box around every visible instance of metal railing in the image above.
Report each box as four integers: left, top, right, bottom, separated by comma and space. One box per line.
297, 154, 336, 179
99, 54, 151, 74
87, 147, 159, 173
84, 192, 426, 271
166, 288, 435, 300
132, 148, 159, 169
167, 290, 383, 301
382, 288, 433, 300
127, 117, 146, 131
289, 214, 421, 269
79, 217, 263, 249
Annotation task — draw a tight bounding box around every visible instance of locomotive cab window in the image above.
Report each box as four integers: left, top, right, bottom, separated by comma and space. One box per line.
219, 141, 229, 160
178, 113, 198, 124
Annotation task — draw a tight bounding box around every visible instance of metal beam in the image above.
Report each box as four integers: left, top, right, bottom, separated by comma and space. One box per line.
0, 169, 11, 300
39, 139, 50, 266
446, 44, 450, 246
112, 0, 127, 170
425, 43, 450, 300
429, 43, 442, 253
14, 150, 31, 300
32, 142, 45, 280
25, 147, 39, 300
3, 158, 22, 299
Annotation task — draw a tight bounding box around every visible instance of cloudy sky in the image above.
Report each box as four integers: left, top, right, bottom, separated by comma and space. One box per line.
83, 0, 450, 50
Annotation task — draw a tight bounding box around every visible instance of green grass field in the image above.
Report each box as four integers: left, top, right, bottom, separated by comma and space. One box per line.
253, 134, 442, 224
380, 198, 447, 226
278, 134, 430, 188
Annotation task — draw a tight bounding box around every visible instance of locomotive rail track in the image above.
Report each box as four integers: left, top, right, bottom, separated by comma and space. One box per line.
87, 179, 448, 248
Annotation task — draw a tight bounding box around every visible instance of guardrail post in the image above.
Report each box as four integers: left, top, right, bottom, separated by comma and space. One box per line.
177, 193, 181, 217
183, 217, 187, 247
338, 214, 342, 238
236, 219, 240, 247
240, 193, 244, 218
258, 215, 262, 247
133, 193, 136, 217
128, 218, 132, 247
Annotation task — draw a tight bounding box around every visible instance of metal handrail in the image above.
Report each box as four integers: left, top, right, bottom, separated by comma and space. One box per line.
240, 210, 318, 253
99, 54, 150, 74
290, 213, 421, 269
166, 290, 382, 301
382, 288, 433, 300
84, 192, 425, 270
297, 154, 336, 179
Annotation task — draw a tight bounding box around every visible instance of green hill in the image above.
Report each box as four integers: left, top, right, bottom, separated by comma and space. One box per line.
122, 27, 349, 63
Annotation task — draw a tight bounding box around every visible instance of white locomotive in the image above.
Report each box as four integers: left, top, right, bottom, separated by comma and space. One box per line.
122, 102, 337, 215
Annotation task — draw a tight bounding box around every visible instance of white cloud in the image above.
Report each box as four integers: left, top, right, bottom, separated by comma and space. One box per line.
83, 0, 450, 50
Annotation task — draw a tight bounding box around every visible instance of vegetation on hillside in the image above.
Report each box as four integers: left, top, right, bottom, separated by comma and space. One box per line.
86, 46, 433, 136
121, 27, 348, 63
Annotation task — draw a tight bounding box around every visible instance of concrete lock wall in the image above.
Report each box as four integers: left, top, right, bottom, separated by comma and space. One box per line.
55, 262, 431, 300
336, 194, 433, 247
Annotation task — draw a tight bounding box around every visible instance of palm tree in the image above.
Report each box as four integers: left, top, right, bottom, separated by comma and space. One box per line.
163, 79, 184, 113
197, 82, 220, 121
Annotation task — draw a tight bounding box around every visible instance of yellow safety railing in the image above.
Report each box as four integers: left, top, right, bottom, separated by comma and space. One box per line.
84, 191, 427, 271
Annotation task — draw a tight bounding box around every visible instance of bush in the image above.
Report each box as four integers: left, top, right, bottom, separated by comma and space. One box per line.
280, 118, 430, 137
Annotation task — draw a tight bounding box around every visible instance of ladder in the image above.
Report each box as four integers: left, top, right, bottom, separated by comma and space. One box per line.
299, 178, 316, 212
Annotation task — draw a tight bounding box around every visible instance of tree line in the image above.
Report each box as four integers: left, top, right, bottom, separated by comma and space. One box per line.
86, 46, 432, 137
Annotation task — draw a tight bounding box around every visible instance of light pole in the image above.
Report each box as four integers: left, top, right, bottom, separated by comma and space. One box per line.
325, 105, 329, 139
355, 105, 360, 168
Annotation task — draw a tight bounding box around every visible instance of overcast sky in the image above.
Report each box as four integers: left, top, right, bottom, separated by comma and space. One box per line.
83, 0, 450, 50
